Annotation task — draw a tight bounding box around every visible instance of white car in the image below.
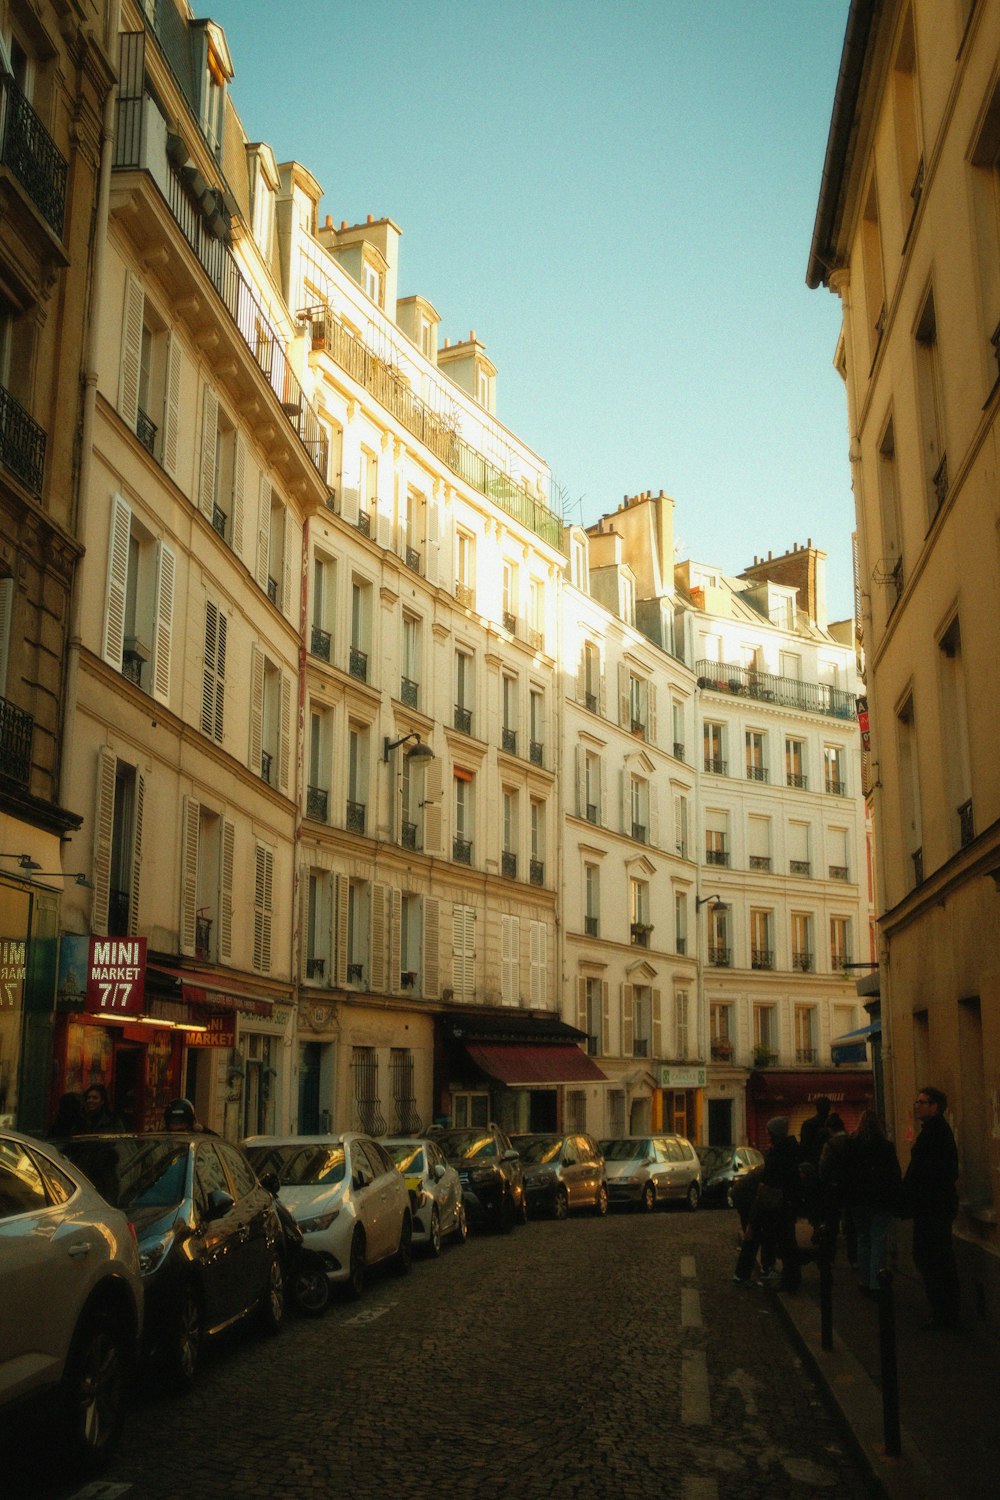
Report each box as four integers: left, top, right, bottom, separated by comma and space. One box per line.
0, 1128, 143, 1475
244, 1134, 412, 1297
384, 1137, 467, 1255
600, 1135, 702, 1211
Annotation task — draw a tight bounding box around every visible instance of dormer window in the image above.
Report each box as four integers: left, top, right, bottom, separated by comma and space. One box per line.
476, 366, 490, 406
419, 317, 434, 359
196, 22, 233, 159
248, 146, 279, 259
364, 261, 382, 307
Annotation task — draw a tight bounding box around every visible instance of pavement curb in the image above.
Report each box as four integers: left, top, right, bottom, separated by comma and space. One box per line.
770, 1287, 945, 1500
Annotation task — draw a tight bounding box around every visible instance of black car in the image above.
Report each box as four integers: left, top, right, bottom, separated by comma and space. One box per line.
60, 1133, 285, 1386
432, 1125, 527, 1232
695, 1144, 765, 1207
511, 1132, 608, 1218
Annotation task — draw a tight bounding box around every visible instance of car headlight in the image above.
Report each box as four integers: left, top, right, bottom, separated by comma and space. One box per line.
298, 1208, 339, 1233
138, 1233, 173, 1277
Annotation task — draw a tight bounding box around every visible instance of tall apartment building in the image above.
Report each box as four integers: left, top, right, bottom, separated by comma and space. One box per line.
809, 0, 1000, 1326
1, 1, 114, 1127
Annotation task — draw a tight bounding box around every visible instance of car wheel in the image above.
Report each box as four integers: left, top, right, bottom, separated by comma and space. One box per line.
392, 1212, 413, 1274
453, 1202, 468, 1244
167, 1282, 202, 1390
552, 1186, 569, 1221
347, 1227, 366, 1299
640, 1181, 656, 1213
686, 1180, 701, 1212
594, 1184, 609, 1217
293, 1260, 330, 1317
60, 1310, 127, 1476
259, 1251, 285, 1334
427, 1206, 442, 1257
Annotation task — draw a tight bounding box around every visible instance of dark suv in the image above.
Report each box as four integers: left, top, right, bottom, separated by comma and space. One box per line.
432, 1125, 527, 1232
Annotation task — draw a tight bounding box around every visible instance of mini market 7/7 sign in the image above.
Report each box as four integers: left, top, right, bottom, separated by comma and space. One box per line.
85, 937, 146, 1017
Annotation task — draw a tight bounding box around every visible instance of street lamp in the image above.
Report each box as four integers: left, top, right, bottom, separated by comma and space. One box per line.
0, 853, 41, 871
695, 892, 728, 911
382, 732, 434, 763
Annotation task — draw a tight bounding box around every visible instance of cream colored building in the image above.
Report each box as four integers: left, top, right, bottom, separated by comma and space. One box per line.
809, 0, 1000, 1326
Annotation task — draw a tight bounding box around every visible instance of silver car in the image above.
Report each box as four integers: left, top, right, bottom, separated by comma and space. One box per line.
0, 1129, 143, 1475
385, 1137, 467, 1254
600, 1135, 702, 1211
511, 1133, 609, 1218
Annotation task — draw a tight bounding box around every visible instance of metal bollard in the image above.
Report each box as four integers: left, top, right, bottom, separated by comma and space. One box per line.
819, 1235, 833, 1351
877, 1268, 901, 1457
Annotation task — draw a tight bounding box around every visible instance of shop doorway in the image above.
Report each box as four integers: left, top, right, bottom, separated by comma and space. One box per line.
113, 1043, 144, 1131
299, 1042, 321, 1133
708, 1097, 734, 1146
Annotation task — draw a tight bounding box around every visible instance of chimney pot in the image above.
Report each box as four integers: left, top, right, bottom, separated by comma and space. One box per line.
367, 214, 374, 224
470, 329, 476, 342
324, 214, 333, 228
341, 220, 347, 230
444, 337, 450, 349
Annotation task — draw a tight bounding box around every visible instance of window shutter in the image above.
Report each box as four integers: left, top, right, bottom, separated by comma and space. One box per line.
129, 771, 145, 938
576, 644, 586, 704
622, 984, 634, 1057
180, 797, 200, 956
652, 988, 663, 1059
424, 491, 439, 584
619, 769, 628, 836
422, 754, 442, 854
202, 601, 226, 742
199, 384, 218, 519
219, 819, 235, 961
649, 783, 659, 847
103, 493, 131, 670
501, 915, 518, 1003
299, 864, 312, 978
599, 655, 607, 718
647, 682, 657, 744
371, 881, 387, 991
163, 332, 181, 478
601, 981, 610, 1055
91, 747, 117, 934
282, 510, 294, 621
530, 920, 546, 1007
118, 272, 143, 430
618, 662, 629, 727
152, 542, 175, 705
390, 887, 402, 990
0, 575, 14, 694
422, 896, 440, 997
232, 433, 246, 558
577, 976, 587, 1035
278, 672, 292, 794
335, 873, 349, 985
600, 754, 608, 826
249, 643, 264, 775
574, 744, 583, 817
253, 842, 273, 973
255, 476, 271, 590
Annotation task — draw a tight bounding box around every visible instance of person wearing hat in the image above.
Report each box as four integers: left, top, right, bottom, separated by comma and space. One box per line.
163, 1097, 216, 1134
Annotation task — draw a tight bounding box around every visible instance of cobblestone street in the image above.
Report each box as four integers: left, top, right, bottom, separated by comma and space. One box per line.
8, 1209, 879, 1500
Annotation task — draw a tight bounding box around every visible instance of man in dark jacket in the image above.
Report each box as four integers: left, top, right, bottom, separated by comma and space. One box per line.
899, 1086, 960, 1329
759, 1116, 802, 1291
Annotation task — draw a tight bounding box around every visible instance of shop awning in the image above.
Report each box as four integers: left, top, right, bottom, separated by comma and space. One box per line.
747, 1069, 875, 1105
148, 965, 278, 1018
831, 1020, 881, 1065
464, 1042, 607, 1086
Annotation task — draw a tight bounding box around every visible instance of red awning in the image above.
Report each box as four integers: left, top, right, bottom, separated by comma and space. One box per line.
747, 1070, 874, 1105
148, 965, 279, 1018
464, 1042, 607, 1086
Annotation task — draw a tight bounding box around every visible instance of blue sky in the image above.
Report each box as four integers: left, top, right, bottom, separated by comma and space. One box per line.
206, 0, 854, 617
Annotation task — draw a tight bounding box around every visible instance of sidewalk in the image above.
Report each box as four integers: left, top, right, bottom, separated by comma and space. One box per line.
773, 1228, 1000, 1500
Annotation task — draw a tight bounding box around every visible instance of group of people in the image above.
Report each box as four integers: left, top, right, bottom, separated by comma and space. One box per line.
49, 1089, 210, 1135
732, 1087, 961, 1330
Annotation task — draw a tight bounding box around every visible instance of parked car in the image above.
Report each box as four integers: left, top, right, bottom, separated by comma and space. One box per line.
0, 1129, 143, 1475
599, 1136, 702, 1211
244, 1134, 412, 1297
511, 1132, 608, 1218
384, 1136, 466, 1254
432, 1124, 527, 1232
60, 1133, 284, 1388
695, 1144, 765, 1208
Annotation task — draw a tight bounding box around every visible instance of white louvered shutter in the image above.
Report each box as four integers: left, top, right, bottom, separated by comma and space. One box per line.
278, 672, 292, 794
232, 433, 246, 559
180, 797, 200, 956
152, 542, 175, 705
129, 771, 145, 938
249, 644, 264, 776
255, 476, 271, 590
219, 820, 235, 961
163, 333, 181, 478
501, 915, 518, 1004
390, 888, 402, 991
335, 873, 349, 986
199, 384, 219, 519
370, 882, 387, 992
253, 842, 273, 973
103, 494, 131, 669
529, 921, 546, 1007
91, 747, 117, 934
422, 896, 439, 997
118, 273, 143, 430
282, 510, 294, 621
622, 984, 634, 1057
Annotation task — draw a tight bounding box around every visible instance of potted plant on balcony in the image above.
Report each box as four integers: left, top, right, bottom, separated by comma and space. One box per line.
752, 1044, 776, 1068
710, 1038, 733, 1061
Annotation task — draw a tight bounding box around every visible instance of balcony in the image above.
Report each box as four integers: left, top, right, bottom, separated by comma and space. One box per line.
310, 626, 331, 662
306, 957, 325, 980
349, 646, 368, 682
704, 757, 727, 776
751, 949, 774, 971
585, 691, 598, 713
346, 800, 366, 835
400, 970, 417, 990
136, 406, 158, 456
831, 954, 851, 972
705, 848, 730, 867
502, 610, 516, 633
400, 676, 418, 709
792, 951, 814, 973
696, 660, 857, 721
796, 1047, 818, 1065
673, 742, 685, 761
529, 740, 543, 767
529, 859, 544, 886
501, 850, 517, 879
211, 504, 227, 538
958, 799, 975, 848
453, 704, 472, 735
746, 765, 768, 783
501, 727, 517, 755
346, 963, 364, 984
932, 452, 949, 511
828, 865, 849, 881
261, 750, 273, 785
0, 72, 68, 237
786, 772, 808, 789
708, 946, 731, 967
356, 511, 371, 538
825, 778, 846, 797
789, 860, 811, 877
631, 821, 647, 844
585, 803, 598, 825
195, 915, 213, 962
401, 821, 418, 851
405, 546, 421, 574
306, 785, 328, 822
749, 855, 771, 872
527, 626, 544, 651
453, 837, 472, 865
584, 915, 598, 938
267, 576, 278, 605
0, 382, 46, 495
455, 582, 474, 609
752, 1046, 778, 1068
0, 695, 33, 787
711, 1040, 733, 1062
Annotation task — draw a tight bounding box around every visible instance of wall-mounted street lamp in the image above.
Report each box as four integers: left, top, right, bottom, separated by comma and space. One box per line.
0, 853, 41, 871
695, 893, 729, 912
382, 732, 435, 764
0, 855, 92, 887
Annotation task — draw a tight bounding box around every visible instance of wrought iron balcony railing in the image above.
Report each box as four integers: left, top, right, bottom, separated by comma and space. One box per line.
501, 850, 517, 879
792, 951, 814, 972
796, 1047, 818, 1064
825, 777, 846, 796
349, 646, 368, 682
405, 546, 421, 573
455, 582, 474, 609
0, 72, 67, 236
704, 757, 727, 776
136, 406, 158, 455
453, 704, 472, 734
0, 694, 33, 786
356, 511, 371, 538
912, 846, 924, 885
585, 803, 598, 824
306, 957, 325, 979
789, 860, 811, 877
786, 772, 808, 789
828, 865, 849, 881
306, 785, 328, 821
529, 740, 543, 767
400, 676, 418, 708
0, 382, 46, 495
401, 821, 418, 851
697, 660, 857, 721
749, 855, 771, 872
195, 915, 212, 961
529, 859, 544, 886
746, 765, 768, 783
502, 610, 516, 633
751, 948, 774, 971
346, 800, 366, 835
705, 848, 730, 866
453, 836, 472, 865
584, 915, 598, 937
631, 822, 646, 844
708, 946, 731, 967
310, 625, 331, 662
501, 727, 517, 755
673, 741, 685, 761
211, 504, 227, 537
958, 799, 975, 848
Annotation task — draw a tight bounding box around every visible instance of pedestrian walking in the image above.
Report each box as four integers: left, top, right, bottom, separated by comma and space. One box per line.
897, 1086, 961, 1330
843, 1109, 900, 1292
756, 1116, 802, 1291
163, 1096, 217, 1134
799, 1096, 832, 1232
817, 1111, 855, 1261
731, 1162, 766, 1285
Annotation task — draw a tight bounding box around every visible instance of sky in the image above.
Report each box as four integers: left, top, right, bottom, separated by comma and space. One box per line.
205, 0, 855, 617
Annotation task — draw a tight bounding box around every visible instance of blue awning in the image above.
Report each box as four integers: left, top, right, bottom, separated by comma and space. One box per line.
831, 1019, 881, 1065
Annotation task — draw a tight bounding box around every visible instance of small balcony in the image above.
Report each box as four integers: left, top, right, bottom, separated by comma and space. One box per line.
697, 660, 857, 721
306, 785, 328, 822
708, 946, 731, 968
912, 847, 924, 885
932, 452, 949, 510
789, 860, 811, 877
704, 757, 727, 776
455, 581, 474, 609
630, 923, 652, 948
401, 821, 418, 851
749, 855, 771, 872
195, 914, 213, 962
501, 726, 517, 755
796, 1047, 818, 1065
349, 646, 368, 682
746, 766, 768, 783
752, 1045, 778, 1068
825, 778, 846, 797
267, 576, 278, 605
310, 626, 331, 662
502, 610, 516, 633
828, 865, 849, 881
400, 676, 418, 708
529, 740, 543, 767
787, 772, 808, 790
584, 915, 598, 938
751, 949, 775, 971
585, 803, 598, 825
453, 704, 472, 735
529, 858, 544, 887
405, 546, 421, 574
211, 504, 228, 538
585, 691, 598, 713
705, 848, 730, 867
527, 626, 544, 651
0, 694, 33, 787
0, 382, 46, 495
306, 957, 325, 980
453, 836, 472, 865
501, 850, 517, 879
261, 750, 273, 785
673, 742, 685, 761
356, 511, 371, 538
710, 1040, 733, 1062
792, 951, 814, 973
346, 963, 364, 984
0, 72, 68, 237
400, 970, 417, 990
346, 800, 366, 835
136, 406, 158, 456
631, 821, 647, 844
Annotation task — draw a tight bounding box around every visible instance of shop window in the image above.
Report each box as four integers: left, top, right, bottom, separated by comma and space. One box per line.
452, 1091, 489, 1128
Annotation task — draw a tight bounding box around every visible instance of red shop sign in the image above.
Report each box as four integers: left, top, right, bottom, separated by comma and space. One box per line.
85, 937, 147, 1017
186, 1013, 236, 1048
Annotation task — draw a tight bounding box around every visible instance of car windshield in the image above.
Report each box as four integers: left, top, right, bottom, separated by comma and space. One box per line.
601, 1139, 652, 1162
61, 1137, 189, 1212
516, 1137, 562, 1164
435, 1131, 498, 1161
387, 1144, 425, 1174
246, 1144, 346, 1186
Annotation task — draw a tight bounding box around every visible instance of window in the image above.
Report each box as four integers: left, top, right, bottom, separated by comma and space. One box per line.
199, 393, 239, 544
502, 559, 517, 631
674, 890, 687, 955
453, 771, 474, 864
571, 537, 588, 592
830, 916, 851, 971
527, 578, 544, 649
584, 863, 600, 937
345, 878, 369, 984
710, 1004, 733, 1060
501, 788, 518, 878
705, 810, 729, 867
823, 745, 845, 796
311, 552, 336, 663
788, 820, 811, 877
352, 1047, 384, 1135
708, 903, 730, 967
628, 673, 647, 737
896, 693, 922, 887
620, 573, 635, 626
674, 792, 688, 858
400, 750, 426, 851
584, 977, 603, 1055
529, 799, 544, 885
391, 1049, 420, 1134
753, 1004, 777, 1060
785, 737, 806, 789
704, 722, 725, 774
629, 878, 651, 945
350, 577, 371, 681
629, 773, 649, 843
119, 275, 178, 472
252, 841, 273, 973
914, 290, 947, 520
633, 985, 651, 1058
401, 613, 420, 707
794, 1006, 817, 1064
875, 419, 903, 610
267, 491, 289, 612
745, 730, 767, 782
400, 894, 422, 986
529, 688, 544, 765
250, 647, 291, 792
584, 750, 601, 824
671, 701, 685, 761
791, 912, 813, 972
747, 814, 771, 873
828, 827, 849, 881
347, 724, 368, 835
892, 11, 923, 243
583, 641, 601, 712
402, 488, 423, 574
92, 751, 144, 938
200, 30, 230, 157
455, 528, 474, 608
454, 649, 474, 734
306, 870, 332, 979
363, 261, 382, 307
674, 989, 690, 1059
103, 494, 174, 705
750, 909, 773, 970
358, 446, 377, 536
860, 176, 886, 364
200, 600, 227, 744
501, 673, 518, 754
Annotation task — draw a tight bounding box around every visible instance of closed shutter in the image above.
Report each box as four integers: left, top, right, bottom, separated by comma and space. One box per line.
601, 980, 611, 1056
422, 754, 442, 854
335, 873, 349, 986
162, 332, 181, 478
179, 797, 200, 956
253, 842, 273, 973
452, 905, 475, 1000
622, 984, 634, 1057
390, 888, 401, 990
201, 601, 226, 742
529, 920, 546, 1007
576, 644, 586, 704
422, 896, 440, 998
577, 976, 587, 1035
501, 915, 519, 1004
103, 493, 131, 670
218, 819, 235, 961
249, 643, 264, 775
618, 662, 629, 728
152, 542, 175, 705
129, 771, 145, 938
199, 384, 218, 519
232, 434, 246, 559
651, 989, 663, 1059
424, 489, 439, 584
647, 683, 657, 744
0, 575, 14, 694
278, 672, 292, 793
255, 476, 271, 590
118, 272, 143, 430
91, 747, 117, 934
648, 783, 659, 847
282, 510, 294, 621
371, 881, 387, 992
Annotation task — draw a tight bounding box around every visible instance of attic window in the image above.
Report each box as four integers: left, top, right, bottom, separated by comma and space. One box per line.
207, 48, 226, 87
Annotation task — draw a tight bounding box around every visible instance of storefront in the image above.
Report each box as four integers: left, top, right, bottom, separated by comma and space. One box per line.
746, 1068, 875, 1149
439, 1013, 607, 1135
656, 1065, 706, 1142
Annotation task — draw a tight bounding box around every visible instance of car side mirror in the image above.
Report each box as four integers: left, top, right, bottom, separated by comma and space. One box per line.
502, 1149, 519, 1162
205, 1188, 235, 1221
432, 1163, 446, 1181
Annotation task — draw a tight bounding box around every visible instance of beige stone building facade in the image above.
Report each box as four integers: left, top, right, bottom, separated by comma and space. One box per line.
809, 0, 1000, 1326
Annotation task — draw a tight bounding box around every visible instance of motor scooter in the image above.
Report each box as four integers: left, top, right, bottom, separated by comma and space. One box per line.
260, 1172, 331, 1316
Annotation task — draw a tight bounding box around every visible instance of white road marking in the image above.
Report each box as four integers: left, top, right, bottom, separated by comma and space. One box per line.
681, 1348, 711, 1425
680, 1254, 697, 1278
723, 1367, 759, 1416
67, 1485, 132, 1499
341, 1301, 396, 1327
681, 1285, 703, 1327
